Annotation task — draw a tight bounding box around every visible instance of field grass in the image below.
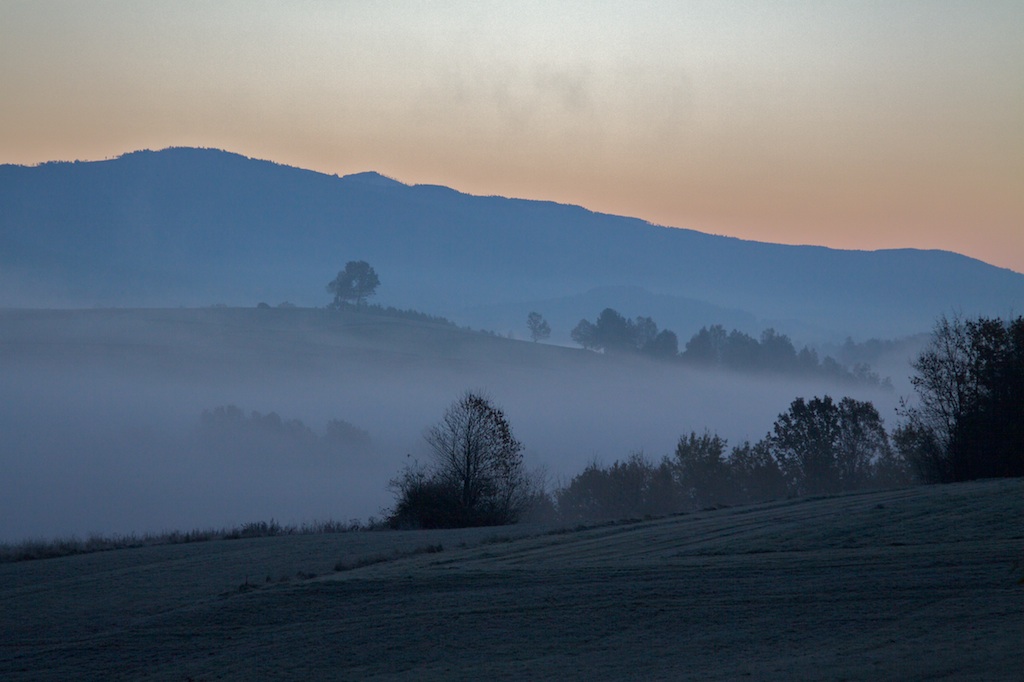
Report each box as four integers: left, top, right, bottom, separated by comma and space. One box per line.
0, 519, 367, 564
2, 479, 1021, 680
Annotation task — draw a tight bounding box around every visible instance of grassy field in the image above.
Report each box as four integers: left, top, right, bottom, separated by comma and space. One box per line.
2, 479, 1021, 680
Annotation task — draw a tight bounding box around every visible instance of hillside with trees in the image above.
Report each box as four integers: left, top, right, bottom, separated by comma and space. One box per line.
567, 308, 890, 386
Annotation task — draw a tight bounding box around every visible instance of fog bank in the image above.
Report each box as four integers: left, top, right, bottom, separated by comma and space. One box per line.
0, 308, 902, 542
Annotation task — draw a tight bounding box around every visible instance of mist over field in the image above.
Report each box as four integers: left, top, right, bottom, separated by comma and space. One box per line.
0, 308, 904, 542
1, 150, 1017, 543
4, 4, 1023, 676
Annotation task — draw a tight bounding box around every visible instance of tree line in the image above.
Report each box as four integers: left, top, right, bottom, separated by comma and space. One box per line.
562, 308, 890, 386
197, 405, 374, 462
315, 264, 1018, 522
388, 314, 1022, 528
680, 324, 890, 386
571, 308, 680, 358
555, 395, 910, 523
324, 261, 886, 386
388, 390, 910, 528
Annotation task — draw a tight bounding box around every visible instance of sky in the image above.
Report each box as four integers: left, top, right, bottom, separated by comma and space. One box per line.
2, 1, 1022, 273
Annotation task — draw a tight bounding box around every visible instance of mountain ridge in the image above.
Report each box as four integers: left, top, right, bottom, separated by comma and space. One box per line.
2, 147, 1021, 342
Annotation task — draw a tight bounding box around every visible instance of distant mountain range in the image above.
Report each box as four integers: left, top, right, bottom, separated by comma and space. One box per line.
2, 147, 1021, 342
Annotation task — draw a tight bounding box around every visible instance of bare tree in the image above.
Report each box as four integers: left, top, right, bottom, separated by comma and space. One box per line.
904, 315, 977, 456
899, 314, 1024, 481
422, 392, 528, 526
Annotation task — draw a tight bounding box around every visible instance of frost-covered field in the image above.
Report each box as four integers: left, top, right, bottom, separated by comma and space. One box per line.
2, 479, 1021, 680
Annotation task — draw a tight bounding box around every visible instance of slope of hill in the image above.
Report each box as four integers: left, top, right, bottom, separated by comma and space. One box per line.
3, 148, 1022, 341
1, 479, 1020, 680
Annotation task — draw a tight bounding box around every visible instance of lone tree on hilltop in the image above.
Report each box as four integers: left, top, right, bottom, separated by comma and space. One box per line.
327, 260, 380, 307
526, 312, 551, 342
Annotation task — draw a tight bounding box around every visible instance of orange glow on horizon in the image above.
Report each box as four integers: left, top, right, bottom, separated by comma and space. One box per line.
1, 1, 1021, 274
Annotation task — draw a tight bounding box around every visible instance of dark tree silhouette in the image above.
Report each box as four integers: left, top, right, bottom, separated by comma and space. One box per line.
899, 315, 1024, 481
770, 396, 842, 495
526, 311, 551, 342
759, 328, 798, 371
327, 260, 380, 307
646, 329, 679, 358
389, 392, 529, 528
683, 324, 728, 364
571, 309, 633, 353
571, 308, 679, 357
571, 319, 598, 349
555, 453, 677, 522
770, 396, 890, 496
594, 308, 635, 353
722, 329, 760, 370
547, 392, 907, 525
728, 439, 787, 504
633, 316, 659, 350
673, 431, 732, 509
680, 324, 886, 386
835, 398, 891, 489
